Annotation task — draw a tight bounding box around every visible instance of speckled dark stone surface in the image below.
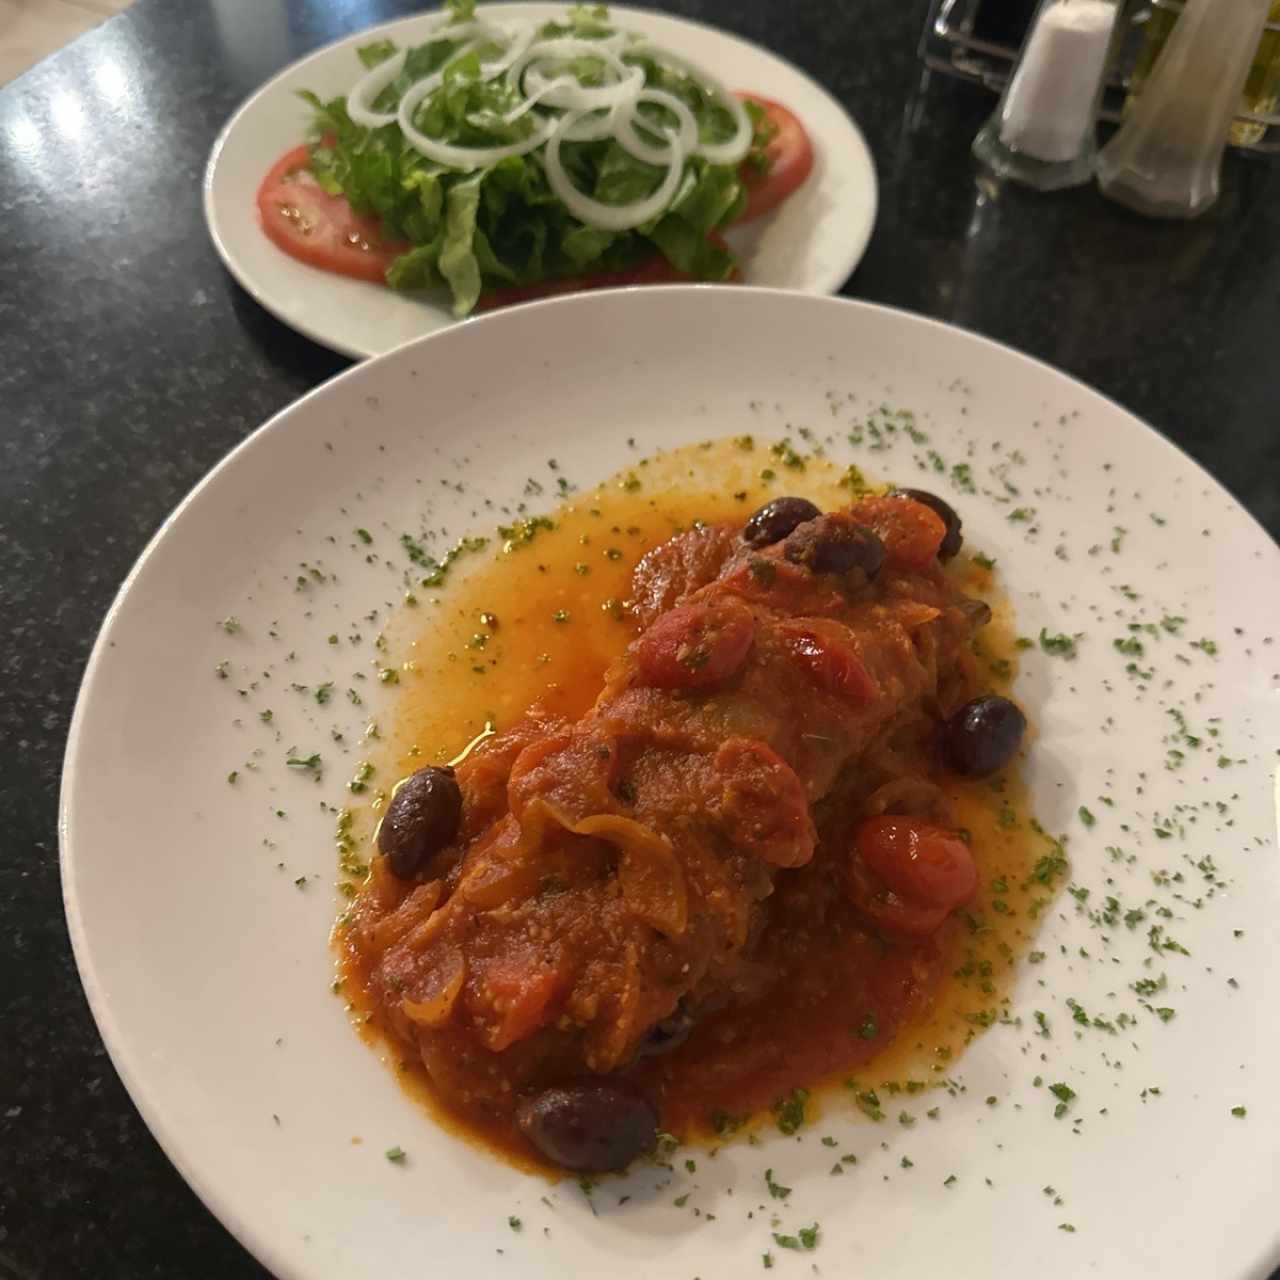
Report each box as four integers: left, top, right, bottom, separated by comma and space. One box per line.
1, 1, 1277, 1275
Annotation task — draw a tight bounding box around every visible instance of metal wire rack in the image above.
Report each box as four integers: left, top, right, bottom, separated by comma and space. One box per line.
919, 0, 1280, 153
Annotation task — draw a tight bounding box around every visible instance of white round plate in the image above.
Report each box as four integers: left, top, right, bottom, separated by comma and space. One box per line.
203, 3, 877, 359
63, 289, 1280, 1280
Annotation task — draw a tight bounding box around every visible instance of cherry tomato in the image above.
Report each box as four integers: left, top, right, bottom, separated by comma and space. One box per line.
736, 94, 815, 223
778, 620, 877, 703
847, 859, 952, 939
849, 495, 948, 571
848, 816, 978, 939
632, 598, 756, 691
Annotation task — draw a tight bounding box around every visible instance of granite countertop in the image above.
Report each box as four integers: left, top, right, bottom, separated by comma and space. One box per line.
1, 0, 1276, 1274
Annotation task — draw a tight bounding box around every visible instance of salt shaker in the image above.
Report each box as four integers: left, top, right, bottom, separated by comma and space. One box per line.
972, 0, 1121, 191
1097, 0, 1272, 218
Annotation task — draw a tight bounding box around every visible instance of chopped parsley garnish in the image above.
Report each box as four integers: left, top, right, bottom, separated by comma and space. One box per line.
764, 1168, 791, 1200
770, 440, 805, 470
773, 1088, 808, 1135
1048, 1082, 1076, 1118
839, 464, 871, 494
772, 1225, 820, 1252
1038, 628, 1077, 657
851, 1087, 884, 1121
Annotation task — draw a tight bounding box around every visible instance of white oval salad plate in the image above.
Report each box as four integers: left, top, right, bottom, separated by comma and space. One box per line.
63, 288, 1280, 1280
203, 2, 877, 359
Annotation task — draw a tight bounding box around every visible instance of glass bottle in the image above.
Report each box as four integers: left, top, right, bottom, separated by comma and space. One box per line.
972, 0, 1123, 190
1125, 0, 1280, 147
1098, 0, 1272, 217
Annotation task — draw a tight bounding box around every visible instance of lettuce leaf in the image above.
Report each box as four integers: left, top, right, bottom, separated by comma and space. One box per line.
437, 172, 485, 315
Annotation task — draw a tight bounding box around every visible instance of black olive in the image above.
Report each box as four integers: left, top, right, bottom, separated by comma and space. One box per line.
516, 1084, 658, 1172
743, 496, 822, 549
944, 695, 1027, 777
635, 1007, 695, 1059
958, 598, 993, 630
377, 766, 462, 879
783, 515, 885, 578
892, 488, 963, 560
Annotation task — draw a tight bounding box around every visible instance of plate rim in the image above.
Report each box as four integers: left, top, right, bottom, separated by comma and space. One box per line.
59, 286, 1280, 1280
201, 1, 879, 359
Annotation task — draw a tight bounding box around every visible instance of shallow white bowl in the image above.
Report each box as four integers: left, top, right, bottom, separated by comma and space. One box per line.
63, 288, 1280, 1280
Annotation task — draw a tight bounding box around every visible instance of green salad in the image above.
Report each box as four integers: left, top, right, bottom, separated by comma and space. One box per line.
299, 0, 775, 315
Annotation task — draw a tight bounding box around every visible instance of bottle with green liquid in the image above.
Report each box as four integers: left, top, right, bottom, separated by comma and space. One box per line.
1126, 0, 1280, 144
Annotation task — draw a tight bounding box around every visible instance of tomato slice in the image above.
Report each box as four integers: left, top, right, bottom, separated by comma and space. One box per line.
735, 93, 815, 223
850, 495, 948, 572
256, 144, 408, 284
256, 145, 749, 302
848, 816, 978, 940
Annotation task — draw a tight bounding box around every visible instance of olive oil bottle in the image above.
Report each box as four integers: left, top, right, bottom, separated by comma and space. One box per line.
1126, 0, 1280, 144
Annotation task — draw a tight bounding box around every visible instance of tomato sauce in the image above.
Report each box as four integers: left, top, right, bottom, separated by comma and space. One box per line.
335, 438, 1049, 1170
